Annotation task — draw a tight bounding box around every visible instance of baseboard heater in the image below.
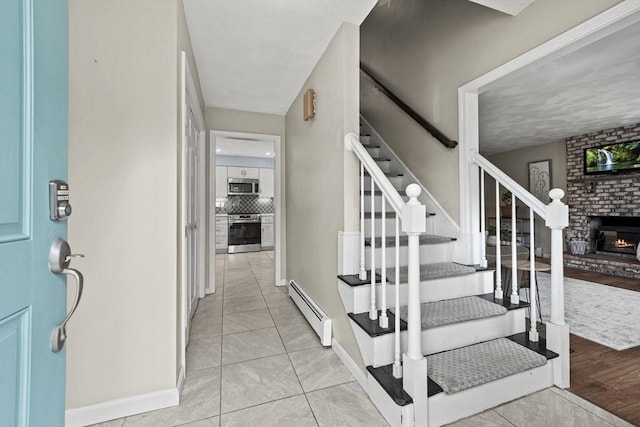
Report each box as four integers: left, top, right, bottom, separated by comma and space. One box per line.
289, 280, 332, 346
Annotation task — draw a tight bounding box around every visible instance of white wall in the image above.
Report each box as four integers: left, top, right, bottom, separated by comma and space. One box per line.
285, 23, 363, 368
360, 0, 622, 222
67, 0, 203, 410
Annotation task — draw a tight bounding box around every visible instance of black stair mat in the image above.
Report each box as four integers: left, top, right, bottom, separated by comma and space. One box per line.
506, 332, 559, 360
348, 310, 406, 337
365, 235, 455, 247
363, 211, 435, 218
477, 293, 530, 311
367, 364, 445, 406
337, 270, 385, 287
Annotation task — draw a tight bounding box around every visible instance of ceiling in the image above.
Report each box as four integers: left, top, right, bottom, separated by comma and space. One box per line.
479, 16, 640, 155
183, 0, 377, 115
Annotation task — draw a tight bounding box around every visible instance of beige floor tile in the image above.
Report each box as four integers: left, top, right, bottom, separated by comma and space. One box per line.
223, 294, 267, 314
178, 418, 218, 426
288, 347, 354, 392
191, 311, 223, 339
220, 354, 303, 414
187, 336, 222, 370
124, 367, 221, 426
277, 322, 322, 352
220, 395, 317, 427
445, 410, 512, 426
263, 291, 294, 308
222, 282, 262, 299
306, 382, 388, 427
494, 388, 620, 427
222, 309, 274, 335
221, 327, 285, 365
269, 305, 305, 327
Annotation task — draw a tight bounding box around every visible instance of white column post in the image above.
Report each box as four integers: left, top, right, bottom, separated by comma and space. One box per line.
401, 184, 428, 426
545, 188, 570, 388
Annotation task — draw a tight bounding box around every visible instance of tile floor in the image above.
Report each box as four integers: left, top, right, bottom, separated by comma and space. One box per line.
93, 251, 633, 427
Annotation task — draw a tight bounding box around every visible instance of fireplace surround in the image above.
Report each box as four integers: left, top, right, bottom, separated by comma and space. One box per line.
565, 124, 640, 279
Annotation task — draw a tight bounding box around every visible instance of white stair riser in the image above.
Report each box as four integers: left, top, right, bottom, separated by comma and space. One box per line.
360, 135, 372, 145
365, 146, 380, 158
363, 217, 435, 238
364, 243, 453, 268
353, 309, 526, 367
362, 176, 403, 191
363, 195, 409, 212
343, 270, 494, 315
375, 160, 391, 173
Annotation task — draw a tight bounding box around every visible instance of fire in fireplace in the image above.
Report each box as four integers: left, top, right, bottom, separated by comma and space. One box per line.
589, 216, 640, 259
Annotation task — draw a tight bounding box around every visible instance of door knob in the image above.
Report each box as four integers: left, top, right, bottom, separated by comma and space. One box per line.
48, 238, 85, 353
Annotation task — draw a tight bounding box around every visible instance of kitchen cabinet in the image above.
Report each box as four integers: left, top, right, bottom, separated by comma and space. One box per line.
227, 166, 259, 179
261, 214, 274, 250
259, 168, 274, 198
215, 166, 227, 198
215, 215, 228, 253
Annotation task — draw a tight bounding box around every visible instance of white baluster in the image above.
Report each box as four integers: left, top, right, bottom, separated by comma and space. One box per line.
511, 193, 519, 305
495, 182, 503, 299
393, 215, 402, 378
480, 170, 487, 267
359, 163, 366, 280
370, 176, 378, 320
379, 196, 389, 329
529, 208, 539, 342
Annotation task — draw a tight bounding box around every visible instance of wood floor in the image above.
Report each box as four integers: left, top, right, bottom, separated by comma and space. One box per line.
563, 266, 640, 425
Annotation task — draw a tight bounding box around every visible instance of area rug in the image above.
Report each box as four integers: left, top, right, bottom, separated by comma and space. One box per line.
532, 272, 640, 351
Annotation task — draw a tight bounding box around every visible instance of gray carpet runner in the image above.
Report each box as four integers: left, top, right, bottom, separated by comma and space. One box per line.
389, 296, 507, 329
366, 235, 453, 247
379, 262, 476, 284
427, 338, 548, 394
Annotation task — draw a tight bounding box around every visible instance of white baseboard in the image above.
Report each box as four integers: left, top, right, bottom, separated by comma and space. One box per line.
177, 365, 186, 393
331, 337, 367, 390
65, 388, 179, 427
276, 279, 287, 287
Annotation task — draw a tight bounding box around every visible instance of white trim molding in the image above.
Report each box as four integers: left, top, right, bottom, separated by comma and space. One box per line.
458, 0, 640, 265
65, 388, 179, 427
331, 338, 368, 390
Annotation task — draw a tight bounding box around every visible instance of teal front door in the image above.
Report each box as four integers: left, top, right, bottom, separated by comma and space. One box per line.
0, 0, 69, 425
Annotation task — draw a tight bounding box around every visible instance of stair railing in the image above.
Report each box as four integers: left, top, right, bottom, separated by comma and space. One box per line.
472, 152, 570, 387
346, 133, 428, 411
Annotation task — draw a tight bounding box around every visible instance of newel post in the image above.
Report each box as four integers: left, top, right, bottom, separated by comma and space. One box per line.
401, 184, 429, 425
545, 188, 570, 388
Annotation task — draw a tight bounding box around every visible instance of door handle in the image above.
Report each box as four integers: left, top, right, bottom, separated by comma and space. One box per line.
48, 238, 85, 353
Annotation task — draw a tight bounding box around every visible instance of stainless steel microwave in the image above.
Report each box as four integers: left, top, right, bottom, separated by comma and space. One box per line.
228, 178, 259, 196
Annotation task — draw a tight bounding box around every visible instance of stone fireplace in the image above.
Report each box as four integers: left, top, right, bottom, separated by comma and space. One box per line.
565, 124, 640, 279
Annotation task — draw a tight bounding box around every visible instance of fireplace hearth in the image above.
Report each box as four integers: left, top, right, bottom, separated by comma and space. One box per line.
590, 216, 640, 259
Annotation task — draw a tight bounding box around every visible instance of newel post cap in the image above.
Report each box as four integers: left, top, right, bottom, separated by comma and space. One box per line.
402, 184, 426, 233
545, 188, 569, 228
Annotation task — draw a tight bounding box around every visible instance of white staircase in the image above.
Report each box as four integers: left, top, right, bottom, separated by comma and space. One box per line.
339, 119, 570, 426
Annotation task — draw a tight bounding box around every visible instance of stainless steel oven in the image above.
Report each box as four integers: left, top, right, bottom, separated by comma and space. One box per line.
228, 214, 262, 253
228, 178, 259, 196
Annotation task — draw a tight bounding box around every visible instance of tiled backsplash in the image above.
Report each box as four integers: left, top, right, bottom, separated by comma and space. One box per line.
215, 195, 275, 214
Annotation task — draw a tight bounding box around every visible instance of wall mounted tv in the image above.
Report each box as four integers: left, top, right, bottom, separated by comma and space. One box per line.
584, 140, 640, 175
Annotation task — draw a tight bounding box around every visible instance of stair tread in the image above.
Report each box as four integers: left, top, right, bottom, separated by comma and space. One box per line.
367, 365, 444, 406
389, 296, 507, 330
348, 310, 406, 337
379, 262, 476, 284
337, 270, 383, 287
363, 211, 435, 218
477, 293, 530, 311
365, 234, 454, 247
427, 338, 548, 394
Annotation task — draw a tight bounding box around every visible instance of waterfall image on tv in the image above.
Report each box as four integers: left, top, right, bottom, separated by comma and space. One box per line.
584, 140, 640, 175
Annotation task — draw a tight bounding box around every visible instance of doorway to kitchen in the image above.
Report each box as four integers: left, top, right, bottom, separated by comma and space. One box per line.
209, 130, 283, 296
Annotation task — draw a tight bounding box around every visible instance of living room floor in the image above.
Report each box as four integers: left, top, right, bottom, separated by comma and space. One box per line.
563, 266, 640, 426
90, 254, 635, 426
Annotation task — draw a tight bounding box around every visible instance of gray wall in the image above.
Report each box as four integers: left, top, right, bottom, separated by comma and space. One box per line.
360, 0, 621, 223
67, 0, 204, 409
285, 23, 363, 368
486, 140, 567, 255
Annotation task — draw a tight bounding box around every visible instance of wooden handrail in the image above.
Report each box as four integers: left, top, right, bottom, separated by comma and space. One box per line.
360, 63, 458, 149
